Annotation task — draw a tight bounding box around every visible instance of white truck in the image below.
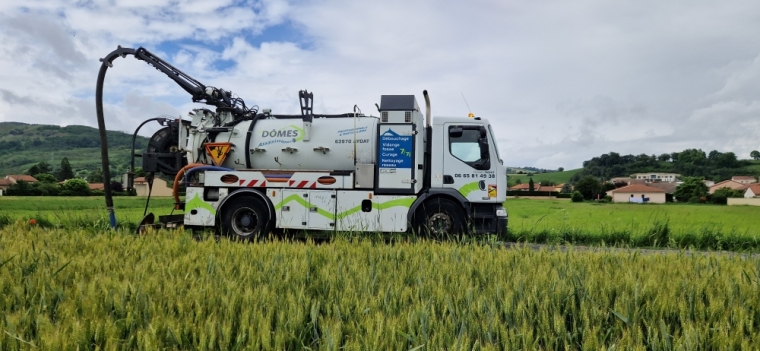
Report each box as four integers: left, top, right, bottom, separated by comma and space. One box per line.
95, 46, 508, 238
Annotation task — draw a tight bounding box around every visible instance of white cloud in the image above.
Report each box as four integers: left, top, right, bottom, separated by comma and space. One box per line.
2, 0, 760, 170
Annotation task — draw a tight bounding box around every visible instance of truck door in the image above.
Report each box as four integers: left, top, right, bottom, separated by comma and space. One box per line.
442, 123, 503, 203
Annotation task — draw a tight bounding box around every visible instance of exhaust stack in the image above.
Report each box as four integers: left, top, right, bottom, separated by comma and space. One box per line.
423, 90, 431, 127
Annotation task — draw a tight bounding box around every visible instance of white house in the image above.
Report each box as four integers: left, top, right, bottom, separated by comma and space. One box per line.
732, 176, 757, 184
630, 173, 680, 183
744, 184, 760, 198
607, 184, 667, 203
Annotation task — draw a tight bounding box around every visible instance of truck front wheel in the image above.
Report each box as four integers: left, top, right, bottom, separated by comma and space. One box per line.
415, 198, 466, 237
220, 196, 272, 240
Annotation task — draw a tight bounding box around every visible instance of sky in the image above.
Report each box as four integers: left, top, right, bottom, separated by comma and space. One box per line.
1, 0, 760, 170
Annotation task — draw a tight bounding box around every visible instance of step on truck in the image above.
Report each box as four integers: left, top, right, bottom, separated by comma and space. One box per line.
95, 46, 508, 238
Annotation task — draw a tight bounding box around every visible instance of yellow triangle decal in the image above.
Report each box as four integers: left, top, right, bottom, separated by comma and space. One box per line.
205, 142, 232, 166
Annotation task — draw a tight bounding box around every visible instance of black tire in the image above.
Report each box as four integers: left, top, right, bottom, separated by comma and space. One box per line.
414, 198, 467, 237
220, 196, 272, 241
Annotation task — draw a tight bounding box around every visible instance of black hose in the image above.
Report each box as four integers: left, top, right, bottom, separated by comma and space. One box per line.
96, 46, 137, 229
131, 117, 168, 183
143, 172, 155, 218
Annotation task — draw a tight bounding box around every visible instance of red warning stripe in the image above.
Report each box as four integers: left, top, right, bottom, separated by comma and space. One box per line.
287, 180, 313, 188
236, 179, 266, 187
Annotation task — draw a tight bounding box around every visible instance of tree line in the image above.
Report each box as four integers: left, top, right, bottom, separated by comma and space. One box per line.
570, 149, 758, 183
569, 176, 743, 205
2, 158, 146, 196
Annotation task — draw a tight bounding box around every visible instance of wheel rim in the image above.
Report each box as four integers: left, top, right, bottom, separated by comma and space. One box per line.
231, 207, 259, 236
427, 211, 453, 235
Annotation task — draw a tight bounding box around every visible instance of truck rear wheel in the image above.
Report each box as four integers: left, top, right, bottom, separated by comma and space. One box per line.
220, 196, 271, 240
415, 198, 466, 237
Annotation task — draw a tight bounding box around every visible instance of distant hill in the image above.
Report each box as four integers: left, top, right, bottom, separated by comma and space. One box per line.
507, 168, 581, 185
570, 150, 760, 183
506, 166, 559, 174
0, 122, 149, 178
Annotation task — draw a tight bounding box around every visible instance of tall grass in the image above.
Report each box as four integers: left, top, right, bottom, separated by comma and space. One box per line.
4, 196, 760, 251
0, 196, 173, 232
506, 199, 760, 251
508, 218, 760, 252
0, 224, 759, 349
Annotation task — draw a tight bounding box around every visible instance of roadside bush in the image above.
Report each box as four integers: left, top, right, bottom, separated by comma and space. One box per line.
507, 191, 558, 197
675, 177, 708, 202
708, 194, 728, 205
707, 187, 744, 205
36, 182, 61, 196
34, 173, 58, 183
574, 176, 602, 200
0, 214, 10, 229
60, 179, 91, 196
112, 191, 136, 197
571, 191, 584, 202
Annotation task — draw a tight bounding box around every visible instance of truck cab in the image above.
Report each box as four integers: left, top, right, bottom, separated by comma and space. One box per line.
415, 116, 507, 235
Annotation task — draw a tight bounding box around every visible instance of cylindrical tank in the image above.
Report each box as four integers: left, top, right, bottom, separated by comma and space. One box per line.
214, 116, 378, 171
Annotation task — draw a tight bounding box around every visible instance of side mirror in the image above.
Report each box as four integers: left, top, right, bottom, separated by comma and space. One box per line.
478, 127, 490, 161
449, 127, 463, 138
479, 137, 489, 159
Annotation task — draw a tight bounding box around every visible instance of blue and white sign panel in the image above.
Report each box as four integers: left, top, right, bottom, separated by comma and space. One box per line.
378, 125, 414, 188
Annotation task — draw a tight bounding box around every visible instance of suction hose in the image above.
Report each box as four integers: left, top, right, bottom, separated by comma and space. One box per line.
96, 46, 138, 229
172, 163, 206, 209
185, 166, 234, 184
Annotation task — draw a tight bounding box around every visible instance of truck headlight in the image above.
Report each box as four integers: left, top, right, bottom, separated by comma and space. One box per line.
496, 209, 507, 217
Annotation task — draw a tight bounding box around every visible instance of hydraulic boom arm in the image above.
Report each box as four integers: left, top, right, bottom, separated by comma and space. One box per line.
95, 45, 254, 229
99, 45, 250, 117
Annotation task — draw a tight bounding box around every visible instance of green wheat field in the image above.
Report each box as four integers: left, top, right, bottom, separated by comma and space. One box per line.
1, 196, 760, 348
2, 196, 760, 251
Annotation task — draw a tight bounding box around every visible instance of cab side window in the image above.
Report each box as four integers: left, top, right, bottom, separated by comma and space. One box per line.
449, 126, 490, 170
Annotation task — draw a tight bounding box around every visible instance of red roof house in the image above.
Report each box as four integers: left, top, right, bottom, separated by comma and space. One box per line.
4, 175, 38, 184
744, 184, 760, 198
709, 180, 749, 194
